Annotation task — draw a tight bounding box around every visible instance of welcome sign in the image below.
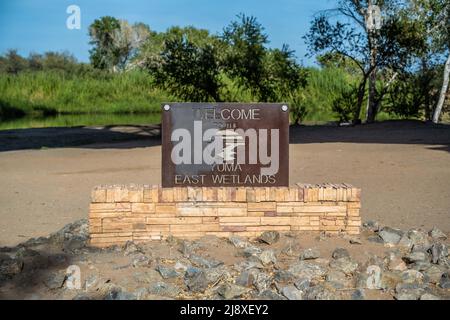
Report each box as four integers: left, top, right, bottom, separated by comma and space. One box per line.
161, 103, 289, 187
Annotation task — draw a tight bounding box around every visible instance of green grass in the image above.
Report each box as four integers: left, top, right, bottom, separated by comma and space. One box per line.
0, 70, 173, 118
301, 67, 359, 122
0, 67, 408, 130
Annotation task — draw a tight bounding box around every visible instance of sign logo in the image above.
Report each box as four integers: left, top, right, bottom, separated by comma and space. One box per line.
162, 103, 289, 187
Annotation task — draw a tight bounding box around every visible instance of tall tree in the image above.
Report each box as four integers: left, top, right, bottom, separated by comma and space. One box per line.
221, 14, 270, 101
412, 0, 450, 123
152, 34, 222, 102
305, 0, 422, 123
89, 16, 121, 71
222, 14, 306, 102
89, 17, 149, 72
386, 0, 448, 121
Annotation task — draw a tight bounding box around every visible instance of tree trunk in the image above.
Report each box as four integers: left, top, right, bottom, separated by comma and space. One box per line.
373, 71, 398, 116
366, 42, 378, 123
366, 68, 378, 122
433, 54, 450, 123
352, 76, 368, 124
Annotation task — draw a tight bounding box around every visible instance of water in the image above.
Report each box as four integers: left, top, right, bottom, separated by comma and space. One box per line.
0, 113, 162, 130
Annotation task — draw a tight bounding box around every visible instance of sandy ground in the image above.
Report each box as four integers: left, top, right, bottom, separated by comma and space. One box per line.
0, 120, 449, 246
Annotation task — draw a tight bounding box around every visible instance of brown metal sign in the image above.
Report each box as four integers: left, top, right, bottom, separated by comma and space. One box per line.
161, 103, 289, 187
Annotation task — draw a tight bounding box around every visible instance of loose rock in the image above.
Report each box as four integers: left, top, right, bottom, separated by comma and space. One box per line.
217, 283, 249, 299
400, 269, 424, 284
429, 227, 447, 241
430, 243, 448, 265
229, 236, 250, 249
326, 270, 350, 289
258, 250, 277, 266
329, 257, 358, 274
300, 248, 320, 260
403, 251, 428, 264
420, 293, 441, 300
288, 261, 328, 281
235, 270, 256, 287
362, 220, 380, 232
0, 255, 23, 279
148, 281, 180, 297
294, 278, 310, 291
378, 227, 404, 245
258, 231, 280, 245
123, 241, 143, 256
156, 265, 179, 279
281, 285, 303, 300
351, 289, 366, 300
303, 285, 338, 300
253, 272, 272, 293
332, 248, 350, 260
43, 271, 66, 289
189, 254, 223, 268
439, 272, 450, 289
257, 290, 286, 300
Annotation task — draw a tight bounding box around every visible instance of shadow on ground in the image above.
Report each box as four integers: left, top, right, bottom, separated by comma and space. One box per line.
0, 120, 449, 153
0, 124, 162, 152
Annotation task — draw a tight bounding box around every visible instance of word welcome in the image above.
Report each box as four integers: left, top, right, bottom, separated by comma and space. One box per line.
194, 107, 261, 120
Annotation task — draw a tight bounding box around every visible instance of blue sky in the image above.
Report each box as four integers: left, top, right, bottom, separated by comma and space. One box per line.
0, 0, 336, 66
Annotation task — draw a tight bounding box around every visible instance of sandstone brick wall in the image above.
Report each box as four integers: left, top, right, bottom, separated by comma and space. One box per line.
89, 184, 361, 247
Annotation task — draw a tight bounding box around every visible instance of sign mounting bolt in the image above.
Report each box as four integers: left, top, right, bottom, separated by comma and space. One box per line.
163, 104, 171, 111
281, 105, 288, 112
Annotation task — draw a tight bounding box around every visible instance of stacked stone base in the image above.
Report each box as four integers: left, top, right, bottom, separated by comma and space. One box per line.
89, 184, 361, 247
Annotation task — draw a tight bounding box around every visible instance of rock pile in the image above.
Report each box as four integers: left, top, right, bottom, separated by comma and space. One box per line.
0, 220, 448, 300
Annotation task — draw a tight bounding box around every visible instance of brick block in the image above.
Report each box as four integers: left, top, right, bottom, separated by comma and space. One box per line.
174, 187, 189, 202
254, 187, 266, 202
202, 187, 217, 201
235, 188, 247, 202
143, 185, 152, 202
247, 225, 291, 232
161, 188, 174, 202
132, 203, 155, 213
260, 217, 291, 226
248, 211, 265, 217
275, 187, 289, 201
217, 207, 247, 217
91, 187, 107, 203
146, 225, 170, 232
151, 185, 160, 203
155, 204, 176, 214
219, 217, 261, 225
221, 225, 247, 232
114, 186, 129, 202
177, 206, 218, 217
171, 224, 221, 232
128, 186, 144, 203
202, 217, 219, 223
347, 208, 360, 217
147, 217, 202, 225
246, 188, 256, 202
248, 202, 276, 212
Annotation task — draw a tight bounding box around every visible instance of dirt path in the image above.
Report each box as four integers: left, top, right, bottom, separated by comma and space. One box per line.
0, 120, 449, 246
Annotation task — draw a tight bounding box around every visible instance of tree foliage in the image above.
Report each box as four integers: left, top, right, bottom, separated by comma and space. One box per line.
152, 34, 222, 102
89, 16, 150, 72
304, 0, 426, 123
